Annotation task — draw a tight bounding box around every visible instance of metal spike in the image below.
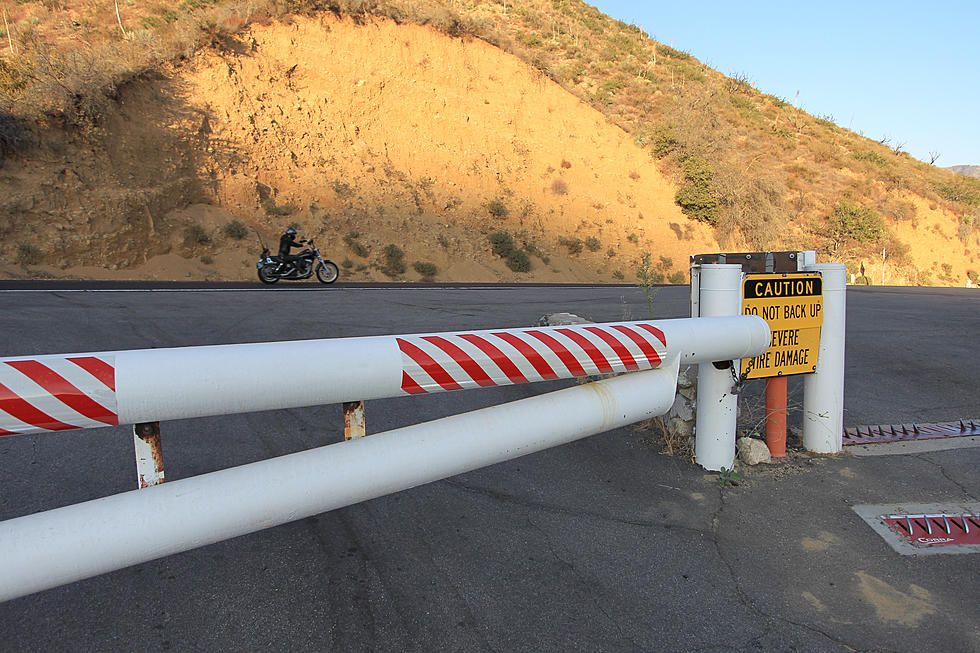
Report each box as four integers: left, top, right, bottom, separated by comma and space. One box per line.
942, 515, 951, 534
924, 517, 933, 535
912, 423, 919, 434
905, 515, 914, 536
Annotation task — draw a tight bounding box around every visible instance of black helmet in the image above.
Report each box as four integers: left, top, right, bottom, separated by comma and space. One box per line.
285, 226, 297, 235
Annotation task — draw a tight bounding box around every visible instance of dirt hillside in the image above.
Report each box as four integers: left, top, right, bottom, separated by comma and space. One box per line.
0, 14, 715, 284
0, 7, 976, 286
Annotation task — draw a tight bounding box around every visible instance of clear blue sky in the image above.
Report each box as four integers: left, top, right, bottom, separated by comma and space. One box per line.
589, 1, 980, 166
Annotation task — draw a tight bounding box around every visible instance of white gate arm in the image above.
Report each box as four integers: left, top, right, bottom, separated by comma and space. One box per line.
0, 316, 770, 436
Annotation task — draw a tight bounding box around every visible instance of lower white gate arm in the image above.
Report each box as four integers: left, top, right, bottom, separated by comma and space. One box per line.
0, 359, 681, 603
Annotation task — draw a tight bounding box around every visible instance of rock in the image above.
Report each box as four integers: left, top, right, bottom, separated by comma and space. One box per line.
667, 392, 693, 422
536, 312, 589, 327
676, 364, 697, 389
737, 437, 771, 465
667, 416, 693, 440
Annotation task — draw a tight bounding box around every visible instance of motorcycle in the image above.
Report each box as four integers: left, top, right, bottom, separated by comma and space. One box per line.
256, 239, 339, 285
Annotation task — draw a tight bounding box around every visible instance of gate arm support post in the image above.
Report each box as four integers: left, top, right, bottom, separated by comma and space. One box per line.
802, 263, 847, 453
133, 422, 164, 488
694, 264, 745, 471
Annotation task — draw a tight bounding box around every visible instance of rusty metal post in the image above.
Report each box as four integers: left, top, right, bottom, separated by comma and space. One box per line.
133, 422, 165, 488
765, 376, 788, 457
344, 401, 365, 440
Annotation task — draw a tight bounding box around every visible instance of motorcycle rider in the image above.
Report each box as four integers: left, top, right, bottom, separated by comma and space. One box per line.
278, 226, 307, 275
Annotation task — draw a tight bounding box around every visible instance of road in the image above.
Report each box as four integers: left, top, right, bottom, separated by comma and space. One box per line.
0, 283, 978, 651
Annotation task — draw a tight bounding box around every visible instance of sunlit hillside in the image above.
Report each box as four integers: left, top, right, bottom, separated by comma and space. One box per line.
1, 0, 977, 286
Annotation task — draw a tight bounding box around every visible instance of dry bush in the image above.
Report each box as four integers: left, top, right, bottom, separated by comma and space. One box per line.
714, 169, 787, 250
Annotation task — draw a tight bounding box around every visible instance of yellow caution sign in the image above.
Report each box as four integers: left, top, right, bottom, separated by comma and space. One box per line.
741, 273, 823, 379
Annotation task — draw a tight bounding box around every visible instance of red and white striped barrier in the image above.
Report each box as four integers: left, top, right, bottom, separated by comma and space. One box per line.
396, 323, 666, 394
0, 316, 768, 437
0, 356, 117, 436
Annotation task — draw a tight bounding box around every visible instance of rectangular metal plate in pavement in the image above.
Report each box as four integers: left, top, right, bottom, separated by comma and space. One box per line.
853, 503, 980, 556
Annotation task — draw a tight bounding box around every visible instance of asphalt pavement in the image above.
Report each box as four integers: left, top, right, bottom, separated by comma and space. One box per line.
0, 283, 977, 652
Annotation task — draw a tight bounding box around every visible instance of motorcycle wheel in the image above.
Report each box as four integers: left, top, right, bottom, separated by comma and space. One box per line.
316, 261, 340, 284
257, 267, 279, 284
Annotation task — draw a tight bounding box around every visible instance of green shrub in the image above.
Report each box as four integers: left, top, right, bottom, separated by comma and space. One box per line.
675, 155, 719, 225
488, 231, 531, 273
200, 255, 214, 265
222, 220, 249, 240
627, 233, 639, 243
413, 261, 438, 277
657, 44, 691, 60
668, 271, 686, 284
341, 258, 354, 269
381, 244, 406, 276
612, 270, 624, 280
650, 124, 680, 158
487, 199, 510, 218
505, 249, 531, 272
185, 224, 211, 244
15, 242, 41, 265
935, 177, 980, 207
827, 200, 885, 249
607, 248, 616, 257
853, 150, 888, 167
261, 198, 296, 216
585, 236, 601, 252
967, 270, 979, 285
729, 94, 754, 111
343, 231, 370, 258
559, 237, 583, 254
489, 231, 516, 257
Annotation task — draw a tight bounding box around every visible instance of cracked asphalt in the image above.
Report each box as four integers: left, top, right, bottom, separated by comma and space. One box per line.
0, 283, 977, 652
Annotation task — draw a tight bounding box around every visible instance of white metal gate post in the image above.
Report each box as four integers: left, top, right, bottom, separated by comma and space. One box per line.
694, 264, 744, 471
802, 262, 847, 453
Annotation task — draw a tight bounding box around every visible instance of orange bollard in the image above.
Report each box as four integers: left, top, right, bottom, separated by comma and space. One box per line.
765, 376, 788, 457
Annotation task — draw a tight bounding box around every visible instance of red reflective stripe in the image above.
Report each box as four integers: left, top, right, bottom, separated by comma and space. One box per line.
0, 381, 77, 431
396, 339, 462, 391
584, 327, 639, 371
492, 332, 559, 380
400, 371, 428, 395
68, 356, 115, 391
457, 335, 529, 385
555, 328, 614, 374
0, 426, 17, 436
5, 360, 118, 426
611, 325, 662, 367
634, 323, 667, 347
422, 336, 496, 388
525, 330, 587, 377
